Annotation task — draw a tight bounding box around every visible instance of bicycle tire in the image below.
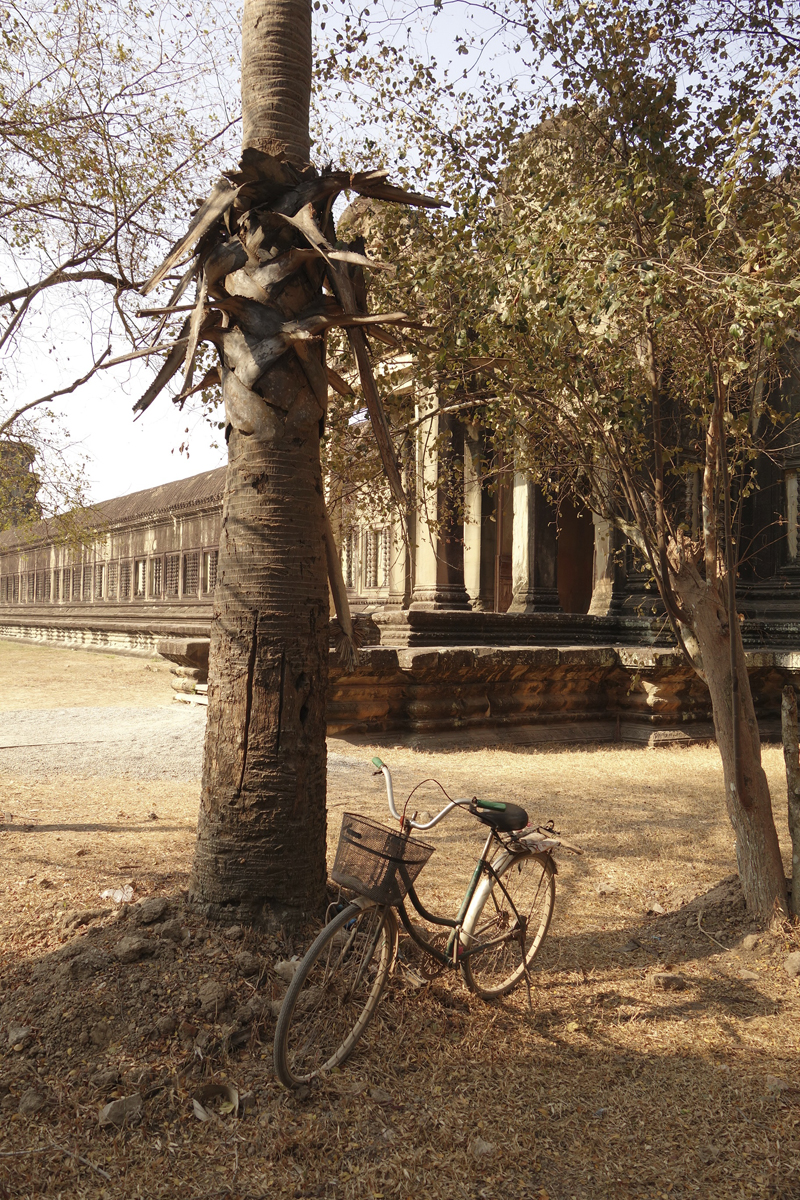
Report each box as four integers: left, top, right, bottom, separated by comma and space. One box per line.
273, 901, 397, 1088
460, 851, 555, 999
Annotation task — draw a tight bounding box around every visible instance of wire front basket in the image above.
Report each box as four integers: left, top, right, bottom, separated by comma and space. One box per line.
332, 813, 435, 906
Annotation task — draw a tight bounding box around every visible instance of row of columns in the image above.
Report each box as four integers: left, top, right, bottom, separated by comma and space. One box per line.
380, 404, 800, 613
382, 400, 626, 615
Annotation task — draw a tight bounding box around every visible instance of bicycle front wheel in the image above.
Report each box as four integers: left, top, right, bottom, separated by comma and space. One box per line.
461, 852, 555, 1000
273, 901, 397, 1088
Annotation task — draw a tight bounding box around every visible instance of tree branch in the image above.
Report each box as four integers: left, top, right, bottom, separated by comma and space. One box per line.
704, 392, 722, 584
0, 270, 130, 308
0, 348, 111, 437
645, 314, 690, 625
0, 116, 240, 347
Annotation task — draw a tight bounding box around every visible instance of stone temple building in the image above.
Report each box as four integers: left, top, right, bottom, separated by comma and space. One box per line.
2, 409, 800, 744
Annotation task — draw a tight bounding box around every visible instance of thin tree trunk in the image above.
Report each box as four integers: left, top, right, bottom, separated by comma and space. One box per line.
780, 686, 800, 916
190, 0, 329, 919
679, 575, 788, 920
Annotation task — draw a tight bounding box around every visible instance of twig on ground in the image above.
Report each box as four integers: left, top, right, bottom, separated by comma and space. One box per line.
0, 1143, 112, 1181
56, 1144, 113, 1181
0, 1148, 52, 1157
697, 911, 729, 950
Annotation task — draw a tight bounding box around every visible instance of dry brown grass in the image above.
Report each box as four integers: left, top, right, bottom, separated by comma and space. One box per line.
0, 638, 172, 711
1, 640, 799, 1200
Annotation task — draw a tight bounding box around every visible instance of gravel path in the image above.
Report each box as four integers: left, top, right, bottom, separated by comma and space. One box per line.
0, 703, 371, 781
0, 705, 208, 779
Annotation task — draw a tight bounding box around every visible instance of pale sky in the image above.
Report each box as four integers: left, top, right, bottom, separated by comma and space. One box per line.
70, 372, 227, 503
8, 324, 227, 504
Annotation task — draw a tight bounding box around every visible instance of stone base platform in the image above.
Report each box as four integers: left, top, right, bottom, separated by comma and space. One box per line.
372, 609, 671, 647
328, 644, 799, 746
3, 609, 798, 747
0, 607, 211, 657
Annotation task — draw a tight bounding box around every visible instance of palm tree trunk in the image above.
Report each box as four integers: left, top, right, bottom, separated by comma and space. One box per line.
241, 0, 312, 164
190, 0, 329, 920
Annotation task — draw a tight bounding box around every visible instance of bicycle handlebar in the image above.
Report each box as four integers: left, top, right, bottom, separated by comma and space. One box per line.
372, 758, 583, 851
372, 758, 469, 831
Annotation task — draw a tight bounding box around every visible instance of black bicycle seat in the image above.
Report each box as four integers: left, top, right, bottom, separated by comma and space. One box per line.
470, 799, 529, 833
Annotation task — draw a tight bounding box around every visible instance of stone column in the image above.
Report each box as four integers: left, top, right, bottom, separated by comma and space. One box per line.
463, 428, 482, 605
685, 465, 701, 539
381, 433, 413, 609
476, 482, 497, 611
410, 393, 439, 606
589, 515, 627, 615
385, 512, 411, 608
509, 475, 561, 612
409, 400, 471, 610
786, 468, 798, 564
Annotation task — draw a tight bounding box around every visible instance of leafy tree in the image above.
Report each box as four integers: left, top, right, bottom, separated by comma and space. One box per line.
327, 0, 800, 919
0, 0, 239, 504
0, 410, 89, 533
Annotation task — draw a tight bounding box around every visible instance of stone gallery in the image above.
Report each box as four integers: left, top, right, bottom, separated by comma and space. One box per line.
1, 415, 800, 743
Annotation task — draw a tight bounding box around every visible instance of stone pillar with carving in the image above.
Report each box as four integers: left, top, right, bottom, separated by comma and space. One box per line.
589, 515, 627, 615
384, 515, 410, 608
463, 427, 482, 606
383, 435, 414, 609
410, 399, 471, 610
786, 466, 798, 566
509, 474, 561, 612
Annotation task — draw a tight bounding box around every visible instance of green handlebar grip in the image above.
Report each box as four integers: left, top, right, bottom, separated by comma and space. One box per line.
475, 798, 506, 811
372, 756, 385, 769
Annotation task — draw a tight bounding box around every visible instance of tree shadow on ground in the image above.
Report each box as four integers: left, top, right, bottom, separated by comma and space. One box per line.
0, 876, 797, 1200
539, 872, 771, 969
1, 821, 188, 834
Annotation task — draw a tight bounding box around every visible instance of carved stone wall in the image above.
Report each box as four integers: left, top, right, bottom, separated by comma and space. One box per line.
327, 645, 800, 745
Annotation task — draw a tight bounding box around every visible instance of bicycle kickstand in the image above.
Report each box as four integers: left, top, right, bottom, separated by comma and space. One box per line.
519, 929, 534, 1011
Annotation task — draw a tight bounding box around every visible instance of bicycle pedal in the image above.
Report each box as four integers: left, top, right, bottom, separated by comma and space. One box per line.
398, 962, 429, 988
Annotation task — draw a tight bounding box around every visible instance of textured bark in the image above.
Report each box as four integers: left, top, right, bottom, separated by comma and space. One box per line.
192, 424, 328, 915
190, 251, 330, 916
241, 0, 311, 164
190, 0, 328, 918
676, 572, 788, 920
162, 0, 432, 918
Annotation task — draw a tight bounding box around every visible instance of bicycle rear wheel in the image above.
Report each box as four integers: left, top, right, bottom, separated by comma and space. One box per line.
461, 852, 555, 999
273, 901, 397, 1088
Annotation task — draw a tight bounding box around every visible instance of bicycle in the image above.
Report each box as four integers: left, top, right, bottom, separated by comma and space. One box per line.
273, 756, 583, 1089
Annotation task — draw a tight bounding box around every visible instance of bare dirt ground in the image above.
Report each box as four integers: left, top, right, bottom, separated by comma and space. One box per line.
1, 638, 799, 1200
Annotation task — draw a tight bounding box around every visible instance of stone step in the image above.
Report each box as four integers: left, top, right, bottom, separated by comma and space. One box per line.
173, 692, 208, 707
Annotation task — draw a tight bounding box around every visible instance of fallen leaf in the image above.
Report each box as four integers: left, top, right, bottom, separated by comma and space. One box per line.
193, 1080, 239, 1118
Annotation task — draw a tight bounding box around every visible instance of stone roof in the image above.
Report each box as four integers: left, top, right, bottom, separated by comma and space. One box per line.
0, 466, 226, 551
89, 467, 226, 525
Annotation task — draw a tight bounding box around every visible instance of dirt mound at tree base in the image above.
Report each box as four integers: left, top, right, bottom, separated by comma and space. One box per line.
1, 875, 799, 1200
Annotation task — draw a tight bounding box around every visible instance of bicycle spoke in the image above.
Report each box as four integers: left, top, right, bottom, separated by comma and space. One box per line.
461, 853, 556, 999
274, 904, 396, 1087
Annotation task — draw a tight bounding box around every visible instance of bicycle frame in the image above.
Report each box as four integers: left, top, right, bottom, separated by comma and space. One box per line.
396, 830, 548, 968
274, 763, 573, 1090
